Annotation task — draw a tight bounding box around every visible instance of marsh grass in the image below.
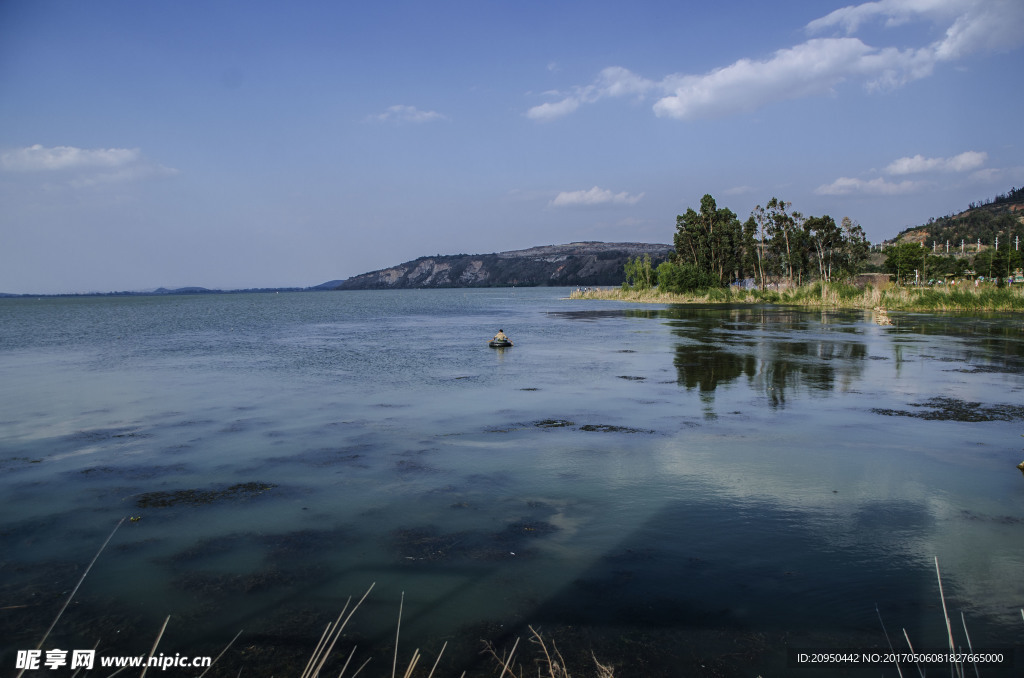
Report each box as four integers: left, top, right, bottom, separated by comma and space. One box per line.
571, 283, 1024, 312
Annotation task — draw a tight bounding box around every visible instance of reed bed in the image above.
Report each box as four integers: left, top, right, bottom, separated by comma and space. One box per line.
570, 283, 1024, 313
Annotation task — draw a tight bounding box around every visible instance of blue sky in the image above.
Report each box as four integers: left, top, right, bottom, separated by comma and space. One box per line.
2, 0, 1022, 294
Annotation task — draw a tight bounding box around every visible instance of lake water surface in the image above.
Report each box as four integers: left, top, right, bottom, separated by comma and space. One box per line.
1, 289, 1022, 676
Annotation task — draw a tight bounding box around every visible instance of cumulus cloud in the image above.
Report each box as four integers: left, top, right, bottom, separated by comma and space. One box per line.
885, 151, 987, 174
551, 186, 644, 207
815, 176, 924, 195
373, 105, 447, 123
654, 38, 877, 120
818, 149, 989, 195
527, 0, 1024, 121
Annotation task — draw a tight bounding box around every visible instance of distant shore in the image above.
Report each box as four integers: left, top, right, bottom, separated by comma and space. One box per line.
570, 282, 1024, 313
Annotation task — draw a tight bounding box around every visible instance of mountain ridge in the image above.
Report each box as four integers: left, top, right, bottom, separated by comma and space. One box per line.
321, 241, 673, 290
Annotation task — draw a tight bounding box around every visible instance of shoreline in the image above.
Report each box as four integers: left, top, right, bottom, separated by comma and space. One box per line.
569, 282, 1024, 313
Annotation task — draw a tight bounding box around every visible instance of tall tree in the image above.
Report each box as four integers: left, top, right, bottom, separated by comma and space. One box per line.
673, 194, 743, 284
804, 215, 843, 282
990, 243, 1023, 285
749, 204, 772, 287
840, 217, 870, 278
883, 242, 926, 284
763, 198, 800, 283
623, 254, 654, 290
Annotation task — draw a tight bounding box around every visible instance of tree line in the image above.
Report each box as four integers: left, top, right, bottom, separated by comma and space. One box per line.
883, 240, 1023, 285
625, 194, 869, 293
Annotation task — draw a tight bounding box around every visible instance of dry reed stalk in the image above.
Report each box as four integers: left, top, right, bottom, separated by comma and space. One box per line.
15, 516, 126, 678
399, 648, 419, 678
934, 558, 957, 656
591, 652, 615, 678
426, 641, 448, 678
960, 612, 980, 678
900, 629, 926, 678
197, 628, 244, 678
392, 592, 404, 678
138, 614, 171, 678
496, 637, 520, 678
528, 626, 568, 678
334, 645, 358, 678
875, 604, 904, 678
301, 582, 375, 678
302, 619, 344, 678
348, 656, 373, 677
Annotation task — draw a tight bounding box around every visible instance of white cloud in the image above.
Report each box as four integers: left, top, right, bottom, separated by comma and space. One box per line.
0, 144, 177, 189
527, 0, 1024, 122
808, 0, 1024, 62
1, 144, 141, 172
806, 0, 972, 35
815, 176, 924, 195
551, 186, 644, 207
373, 105, 447, 123
527, 67, 655, 121
527, 97, 581, 121
885, 151, 987, 174
654, 38, 874, 120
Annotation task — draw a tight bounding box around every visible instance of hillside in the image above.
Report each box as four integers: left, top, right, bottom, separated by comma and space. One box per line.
891, 187, 1024, 250
320, 242, 673, 290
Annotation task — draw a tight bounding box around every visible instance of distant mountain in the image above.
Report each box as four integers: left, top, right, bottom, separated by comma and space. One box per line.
322, 242, 673, 290
889, 187, 1024, 249
0, 286, 304, 298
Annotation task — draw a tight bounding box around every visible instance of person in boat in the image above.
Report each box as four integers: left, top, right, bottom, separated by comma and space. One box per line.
493, 329, 510, 342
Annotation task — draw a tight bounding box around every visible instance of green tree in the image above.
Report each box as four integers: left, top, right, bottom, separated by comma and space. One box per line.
839, 217, 870, 278
749, 207, 769, 286
883, 242, 927, 284
656, 261, 720, 293
990, 243, 1023, 285
623, 254, 654, 290
674, 194, 742, 284
763, 197, 800, 283
742, 215, 761, 284
804, 215, 842, 282
972, 248, 994, 280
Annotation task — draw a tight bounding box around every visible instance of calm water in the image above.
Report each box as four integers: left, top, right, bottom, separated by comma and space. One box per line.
1, 289, 1022, 676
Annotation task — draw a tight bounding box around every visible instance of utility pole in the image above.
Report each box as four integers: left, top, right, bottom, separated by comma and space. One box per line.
961, 239, 965, 254
946, 240, 949, 253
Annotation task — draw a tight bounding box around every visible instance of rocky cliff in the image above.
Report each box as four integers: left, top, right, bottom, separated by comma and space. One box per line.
322, 242, 673, 290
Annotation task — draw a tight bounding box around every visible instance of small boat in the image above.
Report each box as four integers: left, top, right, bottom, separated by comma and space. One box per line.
489, 339, 513, 348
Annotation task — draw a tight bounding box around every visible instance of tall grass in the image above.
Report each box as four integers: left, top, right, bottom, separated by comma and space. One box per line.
570, 283, 1024, 312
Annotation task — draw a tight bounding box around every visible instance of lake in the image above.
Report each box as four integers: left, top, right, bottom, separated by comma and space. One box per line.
1, 288, 1022, 676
